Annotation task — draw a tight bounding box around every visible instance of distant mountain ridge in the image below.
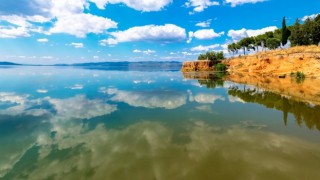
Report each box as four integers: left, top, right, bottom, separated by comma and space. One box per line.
0, 62, 21, 65
57, 61, 181, 66
0, 61, 182, 71
66, 61, 183, 71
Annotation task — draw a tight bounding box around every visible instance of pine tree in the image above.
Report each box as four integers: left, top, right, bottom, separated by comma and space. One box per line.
290, 19, 303, 46
281, 17, 289, 46
312, 14, 320, 45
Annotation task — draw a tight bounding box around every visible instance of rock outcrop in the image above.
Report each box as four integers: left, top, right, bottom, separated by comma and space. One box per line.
181, 60, 213, 72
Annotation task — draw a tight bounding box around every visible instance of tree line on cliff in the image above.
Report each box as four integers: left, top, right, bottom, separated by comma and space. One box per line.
228, 14, 320, 55
197, 51, 227, 71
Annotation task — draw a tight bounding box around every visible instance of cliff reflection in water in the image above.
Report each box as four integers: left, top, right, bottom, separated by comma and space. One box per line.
183, 71, 320, 131
183, 71, 226, 89
229, 87, 320, 131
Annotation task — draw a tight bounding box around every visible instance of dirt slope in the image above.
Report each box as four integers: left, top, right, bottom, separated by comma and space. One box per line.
224, 46, 320, 78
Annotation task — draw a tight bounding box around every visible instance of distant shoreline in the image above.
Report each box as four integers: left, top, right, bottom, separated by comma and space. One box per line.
0, 61, 182, 67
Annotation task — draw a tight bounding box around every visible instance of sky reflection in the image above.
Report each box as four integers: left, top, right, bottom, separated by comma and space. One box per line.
0, 67, 319, 179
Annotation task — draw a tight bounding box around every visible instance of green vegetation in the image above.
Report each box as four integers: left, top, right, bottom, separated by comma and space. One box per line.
296, 71, 305, 84
215, 63, 227, 72
266, 38, 281, 49
281, 17, 291, 46
198, 72, 226, 88
296, 71, 305, 79
238, 37, 255, 55
227, 43, 241, 55
227, 14, 320, 55
290, 71, 306, 84
290, 15, 320, 46
198, 51, 225, 61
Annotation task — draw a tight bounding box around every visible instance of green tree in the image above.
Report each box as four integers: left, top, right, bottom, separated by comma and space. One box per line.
238, 37, 254, 55
266, 38, 280, 49
255, 34, 268, 51
215, 51, 224, 60
265, 31, 274, 38
228, 43, 241, 55
198, 54, 207, 60
281, 17, 290, 46
312, 14, 320, 45
302, 18, 314, 45
290, 19, 304, 46
198, 51, 225, 61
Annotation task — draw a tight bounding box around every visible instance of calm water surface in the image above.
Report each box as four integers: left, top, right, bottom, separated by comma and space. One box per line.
0, 66, 320, 179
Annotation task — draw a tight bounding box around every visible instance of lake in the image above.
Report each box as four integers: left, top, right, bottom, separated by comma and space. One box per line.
0, 66, 319, 179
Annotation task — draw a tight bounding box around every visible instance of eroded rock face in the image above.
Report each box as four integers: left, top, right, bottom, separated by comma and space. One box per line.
181, 60, 213, 72
225, 46, 320, 77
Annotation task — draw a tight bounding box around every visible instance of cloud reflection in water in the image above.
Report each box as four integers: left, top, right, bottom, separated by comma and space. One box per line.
1, 121, 320, 179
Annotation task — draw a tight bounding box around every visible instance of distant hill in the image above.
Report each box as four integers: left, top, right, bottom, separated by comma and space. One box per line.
0, 62, 21, 66
56, 61, 183, 71
0, 61, 182, 71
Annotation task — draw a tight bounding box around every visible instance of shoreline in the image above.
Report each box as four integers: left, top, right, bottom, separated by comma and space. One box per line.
181, 45, 320, 78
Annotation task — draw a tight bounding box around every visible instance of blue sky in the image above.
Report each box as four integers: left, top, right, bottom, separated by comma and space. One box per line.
0, 0, 319, 64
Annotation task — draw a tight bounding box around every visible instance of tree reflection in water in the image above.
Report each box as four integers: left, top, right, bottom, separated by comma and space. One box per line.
184, 71, 320, 131
198, 72, 226, 89
228, 86, 320, 131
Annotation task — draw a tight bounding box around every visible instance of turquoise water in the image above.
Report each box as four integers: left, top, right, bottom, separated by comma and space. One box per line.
0, 66, 319, 179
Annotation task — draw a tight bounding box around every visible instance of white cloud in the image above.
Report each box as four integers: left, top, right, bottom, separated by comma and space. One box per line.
0, 0, 52, 17
3, 120, 320, 179
69, 43, 84, 48
133, 49, 156, 55
0, 15, 32, 27
188, 29, 224, 43
48, 95, 117, 119
194, 29, 224, 39
49, 13, 117, 38
25, 15, 51, 23
225, 0, 267, 7
88, 0, 172, 12
227, 28, 248, 42
246, 26, 277, 37
227, 26, 277, 41
0, 15, 49, 37
190, 44, 220, 51
195, 19, 212, 27
190, 93, 225, 104
0, 1, 119, 38
69, 84, 84, 89
103, 88, 187, 109
182, 52, 196, 56
0, 92, 116, 120
40, 56, 53, 59
37, 38, 48, 43
0, 92, 29, 104
228, 95, 246, 104
0, 15, 34, 38
0, 92, 50, 117
185, 0, 219, 14
302, 13, 320, 21
50, 0, 88, 18
101, 24, 186, 45
0, 26, 30, 38
37, 89, 48, 93
99, 38, 118, 46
